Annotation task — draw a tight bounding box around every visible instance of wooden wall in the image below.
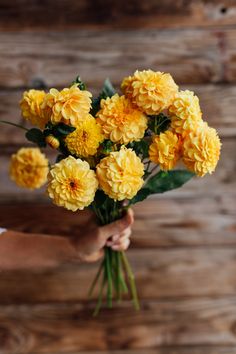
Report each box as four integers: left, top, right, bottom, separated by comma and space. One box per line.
0, 1, 236, 353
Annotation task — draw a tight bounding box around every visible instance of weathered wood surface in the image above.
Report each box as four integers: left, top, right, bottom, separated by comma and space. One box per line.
0, 2, 235, 353
1, 298, 236, 352
34, 350, 236, 354
28, 350, 236, 354
0, 199, 235, 303
0, 0, 236, 29
0, 28, 235, 87
0, 84, 235, 145
0, 197, 235, 247
1, 247, 236, 302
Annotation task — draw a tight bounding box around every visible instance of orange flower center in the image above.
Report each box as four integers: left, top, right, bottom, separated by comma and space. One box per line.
69, 179, 80, 191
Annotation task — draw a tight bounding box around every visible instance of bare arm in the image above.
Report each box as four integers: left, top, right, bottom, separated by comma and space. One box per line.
0, 230, 79, 270
0, 209, 134, 270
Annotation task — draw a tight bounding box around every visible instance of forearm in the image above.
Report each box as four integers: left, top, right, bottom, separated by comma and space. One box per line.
0, 230, 80, 270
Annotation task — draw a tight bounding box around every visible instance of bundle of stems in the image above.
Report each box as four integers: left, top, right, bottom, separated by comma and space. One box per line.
89, 200, 139, 316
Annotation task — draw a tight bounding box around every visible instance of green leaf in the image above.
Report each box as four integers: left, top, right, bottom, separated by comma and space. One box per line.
25, 128, 46, 147
128, 140, 150, 159
54, 123, 76, 136
102, 78, 116, 97
100, 139, 113, 154
129, 188, 150, 204
71, 75, 86, 90
146, 170, 195, 194
148, 113, 171, 135
91, 78, 116, 116
129, 170, 194, 205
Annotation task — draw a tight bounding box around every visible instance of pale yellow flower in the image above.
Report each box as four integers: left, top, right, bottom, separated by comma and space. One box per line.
41, 85, 92, 126
149, 130, 181, 171
65, 115, 104, 157
20, 89, 48, 129
121, 70, 178, 115
183, 122, 221, 177
47, 156, 98, 211
169, 90, 202, 136
96, 146, 144, 201
9, 147, 49, 189
96, 94, 147, 145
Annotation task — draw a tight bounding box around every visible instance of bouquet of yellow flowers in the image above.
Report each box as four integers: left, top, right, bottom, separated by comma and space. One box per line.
1, 70, 221, 315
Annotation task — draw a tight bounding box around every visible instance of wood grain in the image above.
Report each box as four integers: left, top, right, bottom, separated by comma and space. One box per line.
0, 0, 236, 29
1, 245, 236, 302
0, 4, 235, 353
30, 349, 236, 354
0, 29, 227, 88
38, 349, 236, 354
0, 197, 235, 247
1, 298, 236, 352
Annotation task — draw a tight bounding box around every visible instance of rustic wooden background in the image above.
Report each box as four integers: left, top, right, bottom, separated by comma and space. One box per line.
0, 0, 236, 353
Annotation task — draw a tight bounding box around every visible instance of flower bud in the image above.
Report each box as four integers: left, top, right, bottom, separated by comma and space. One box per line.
46, 135, 60, 149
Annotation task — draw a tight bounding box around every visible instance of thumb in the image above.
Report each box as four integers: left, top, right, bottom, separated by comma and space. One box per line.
99, 209, 134, 242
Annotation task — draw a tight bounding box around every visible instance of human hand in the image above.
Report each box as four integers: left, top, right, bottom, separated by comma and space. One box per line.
72, 209, 134, 262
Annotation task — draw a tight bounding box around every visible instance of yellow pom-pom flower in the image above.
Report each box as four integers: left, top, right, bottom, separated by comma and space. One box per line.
121, 70, 178, 115
47, 156, 98, 211
182, 122, 221, 177
149, 130, 181, 171
20, 89, 48, 129
65, 115, 104, 157
41, 85, 92, 126
96, 146, 144, 201
96, 94, 147, 145
9, 147, 49, 189
169, 90, 202, 136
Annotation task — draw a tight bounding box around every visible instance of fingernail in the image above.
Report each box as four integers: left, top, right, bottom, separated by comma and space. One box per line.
113, 234, 119, 241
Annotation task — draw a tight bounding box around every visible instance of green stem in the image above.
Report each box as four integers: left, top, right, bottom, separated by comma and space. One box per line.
105, 248, 113, 308
93, 270, 106, 317
117, 251, 128, 294
88, 259, 104, 298
0, 120, 28, 131
121, 251, 140, 311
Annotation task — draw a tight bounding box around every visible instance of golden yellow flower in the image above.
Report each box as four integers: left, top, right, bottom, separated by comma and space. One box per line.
96, 147, 144, 201
9, 147, 49, 189
121, 70, 178, 115
149, 130, 181, 171
41, 85, 92, 126
182, 122, 221, 177
96, 94, 147, 144
47, 156, 98, 211
169, 90, 202, 136
20, 89, 48, 129
65, 115, 104, 157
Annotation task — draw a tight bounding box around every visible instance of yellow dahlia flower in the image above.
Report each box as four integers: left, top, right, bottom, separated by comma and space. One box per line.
169, 90, 202, 136
9, 147, 49, 189
183, 122, 221, 177
96, 94, 147, 145
47, 156, 98, 211
65, 115, 104, 157
41, 85, 92, 126
121, 70, 178, 115
149, 130, 181, 171
20, 89, 48, 129
96, 147, 144, 201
